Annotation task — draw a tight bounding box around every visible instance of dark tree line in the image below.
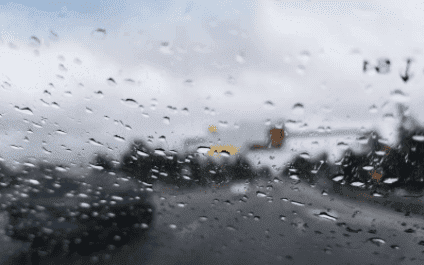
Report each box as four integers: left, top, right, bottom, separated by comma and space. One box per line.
116, 139, 270, 189
283, 125, 424, 195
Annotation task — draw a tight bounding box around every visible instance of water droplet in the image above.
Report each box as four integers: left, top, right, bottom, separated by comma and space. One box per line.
332, 175, 344, 182
55, 166, 68, 172
159, 42, 173, 54
219, 121, 228, 127
29, 36, 41, 47
80, 202, 90, 208
150, 98, 158, 110
169, 224, 177, 229
89, 138, 103, 147
383, 177, 398, 184
404, 228, 415, 233
412, 135, 424, 142
114, 135, 125, 142
51, 102, 60, 109
224, 91, 233, 97
107, 78, 116, 86
91, 28, 107, 40
264, 101, 275, 110
199, 216, 208, 222
220, 152, 230, 157
184, 79, 194, 87
256, 191, 266, 198
154, 149, 166, 156
137, 150, 149, 157
318, 212, 337, 221
289, 175, 299, 180
290, 201, 305, 206
49, 30, 59, 41
111, 196, 123, 201
158, 136, 167, 143
298, 51, 311, 64
369, 105, 378, 113
15, 106, 33, 115
42, 227, 53, 235
368, 238, 386, 246
23, 162, 36, 168
166, 106, 177, 114
74, 58, 82, 65
58, 64, 67, 72
163, 117, 170, 125
371, 192, 383, 197
197, 146, 210, 154
390, 89, 410, 102
382, 113, 394, 122
296, 65, 305, 75
292, 103, 304, 115
299, 152, 310, 159
324, 247, 332, 254
350, 182, 365, 187
105, 212, 115, 218
227, 225, 237, 231
121, 98, 138, 108
336, 142, 349, 151
357, 136, 369, 144
28, 179, 40, 185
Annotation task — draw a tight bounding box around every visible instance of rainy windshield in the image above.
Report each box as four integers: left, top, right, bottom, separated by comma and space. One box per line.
1, 1, 424, 265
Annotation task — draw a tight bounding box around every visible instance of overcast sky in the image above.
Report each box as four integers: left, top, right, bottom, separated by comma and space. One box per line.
0, 0, 423, 168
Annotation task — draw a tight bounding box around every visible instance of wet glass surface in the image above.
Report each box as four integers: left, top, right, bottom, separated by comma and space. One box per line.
1, 1, 424, 264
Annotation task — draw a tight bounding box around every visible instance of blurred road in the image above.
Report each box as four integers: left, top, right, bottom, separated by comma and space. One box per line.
103, 175, 424, 265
